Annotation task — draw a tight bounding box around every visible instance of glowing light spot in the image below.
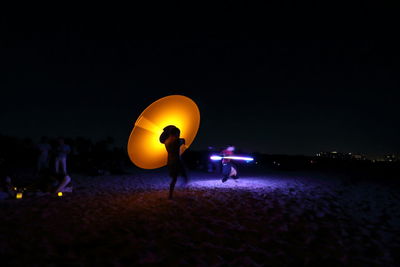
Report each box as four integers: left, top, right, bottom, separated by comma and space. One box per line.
16, 193, 23, 199
127, 95, 200, 169
58, 192, 63, 197
135, 116, 163, 135
189, 177, 284, 189
210, 155, 254, 161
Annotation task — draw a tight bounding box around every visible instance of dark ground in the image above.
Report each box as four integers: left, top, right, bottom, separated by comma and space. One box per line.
1, 168, 399, 266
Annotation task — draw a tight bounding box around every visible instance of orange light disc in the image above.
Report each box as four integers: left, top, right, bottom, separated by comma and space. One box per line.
127, 95, 200, 169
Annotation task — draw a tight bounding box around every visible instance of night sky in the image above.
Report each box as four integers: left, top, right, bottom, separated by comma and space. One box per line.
1, 15, 399, 156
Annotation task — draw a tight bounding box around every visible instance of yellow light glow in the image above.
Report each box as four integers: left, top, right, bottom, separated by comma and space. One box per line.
127, 95, 200, 169
58, 192, 63, 197
16, 193, 23, 199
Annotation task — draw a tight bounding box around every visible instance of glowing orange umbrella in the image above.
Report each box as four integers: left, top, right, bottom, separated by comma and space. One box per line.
127, 95, 200, 169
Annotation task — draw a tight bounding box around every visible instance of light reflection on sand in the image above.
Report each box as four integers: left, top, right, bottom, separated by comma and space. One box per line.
188, 177, 286, 189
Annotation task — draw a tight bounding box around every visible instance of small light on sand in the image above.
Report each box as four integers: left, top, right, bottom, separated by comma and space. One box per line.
57, 192, 63, 197
16, 193, 23, 199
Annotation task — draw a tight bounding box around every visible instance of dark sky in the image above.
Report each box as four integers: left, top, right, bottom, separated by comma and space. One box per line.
1, 15, 399, 156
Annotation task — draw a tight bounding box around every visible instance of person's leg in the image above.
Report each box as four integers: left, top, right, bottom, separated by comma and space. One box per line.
62, 157, 67, 174
54, 175, 71, 193
38, 155, 46, 172
43, 155, 49, 169
169, 176, 178, 199
230, 165, 239, 179
222, 163, 231, 182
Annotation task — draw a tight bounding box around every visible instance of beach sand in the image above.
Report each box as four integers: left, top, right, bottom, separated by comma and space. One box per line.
1, 169, 399, 266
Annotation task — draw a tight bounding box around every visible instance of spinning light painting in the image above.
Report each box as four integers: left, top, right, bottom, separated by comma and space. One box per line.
127, 95, 200, 169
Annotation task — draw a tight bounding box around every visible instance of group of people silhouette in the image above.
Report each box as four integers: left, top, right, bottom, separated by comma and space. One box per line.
1, 131, 238, 200
36, 137, 72, 194
0, 137, 73, 199
37, 137, 71, 174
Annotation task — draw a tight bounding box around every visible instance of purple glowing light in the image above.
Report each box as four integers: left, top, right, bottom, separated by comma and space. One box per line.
210, 155, 254, 161
189, 177, 283, 189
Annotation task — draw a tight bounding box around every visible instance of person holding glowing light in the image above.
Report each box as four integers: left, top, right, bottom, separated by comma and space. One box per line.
160, 125, 188, 199
221, 145, 239, 182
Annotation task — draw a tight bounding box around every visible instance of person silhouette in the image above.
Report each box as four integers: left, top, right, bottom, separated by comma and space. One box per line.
55, 138, 71, 174
159, 125, 188, 199
221, 145, 238, 182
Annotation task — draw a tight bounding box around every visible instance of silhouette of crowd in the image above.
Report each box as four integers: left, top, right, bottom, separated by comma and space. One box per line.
0, 134, 129, 198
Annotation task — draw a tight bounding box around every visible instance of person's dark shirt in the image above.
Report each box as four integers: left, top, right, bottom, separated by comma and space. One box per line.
56, 144, 71, 158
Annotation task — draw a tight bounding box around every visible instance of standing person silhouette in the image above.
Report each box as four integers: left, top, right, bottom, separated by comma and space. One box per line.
55, 138, 71, 175
159, 125, 188, 199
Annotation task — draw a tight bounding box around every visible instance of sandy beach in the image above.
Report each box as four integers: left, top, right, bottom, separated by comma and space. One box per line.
1, 169, 399, 266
